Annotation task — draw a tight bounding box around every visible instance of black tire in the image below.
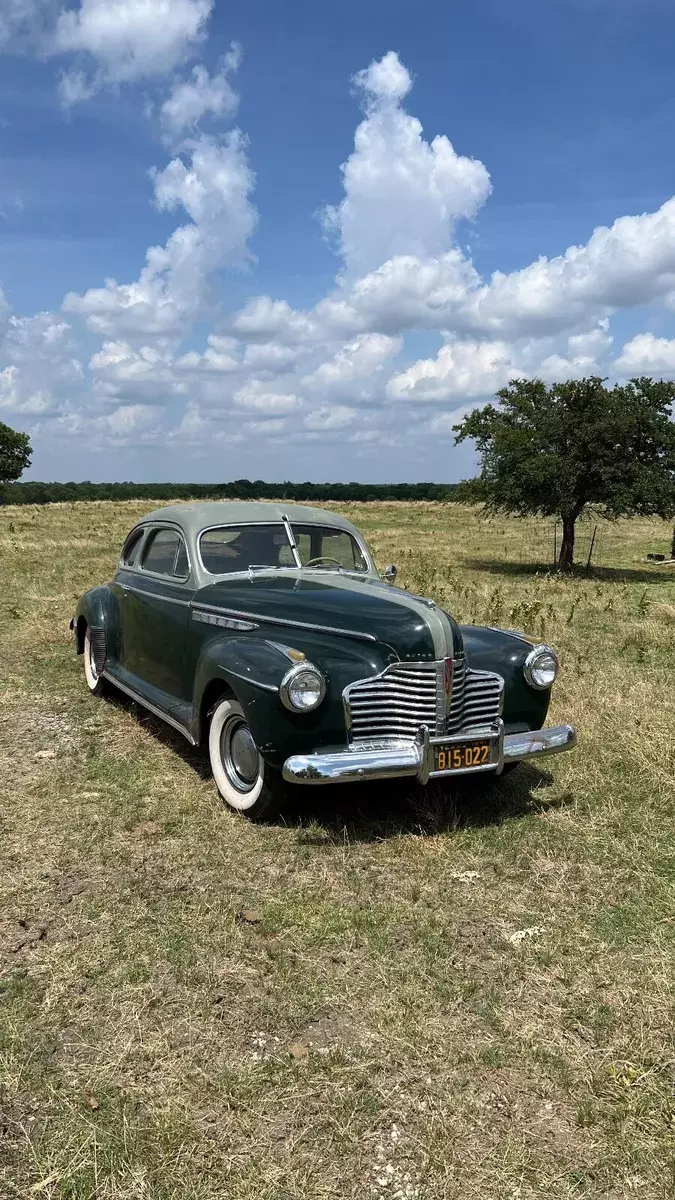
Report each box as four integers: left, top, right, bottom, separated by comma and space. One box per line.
208, 696, 285, 819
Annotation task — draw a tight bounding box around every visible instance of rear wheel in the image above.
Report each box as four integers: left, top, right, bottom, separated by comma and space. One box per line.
83, 626, 107, 696
208, 696, 284, 819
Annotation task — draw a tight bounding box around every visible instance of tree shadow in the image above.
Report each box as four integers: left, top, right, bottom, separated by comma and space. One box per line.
105, 688, 571, 843
462, 556, 671, 585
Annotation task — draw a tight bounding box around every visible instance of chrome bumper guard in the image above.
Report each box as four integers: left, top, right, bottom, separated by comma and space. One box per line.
282, 721, 577, 786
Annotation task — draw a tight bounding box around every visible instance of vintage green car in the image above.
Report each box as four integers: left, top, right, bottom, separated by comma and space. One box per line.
71, 501, 576, 818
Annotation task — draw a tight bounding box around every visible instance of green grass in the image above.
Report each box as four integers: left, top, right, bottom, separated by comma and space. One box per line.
1, 499, 675, 1198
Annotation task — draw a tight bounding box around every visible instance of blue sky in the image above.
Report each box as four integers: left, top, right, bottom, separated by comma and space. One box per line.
2, 0, 675, 482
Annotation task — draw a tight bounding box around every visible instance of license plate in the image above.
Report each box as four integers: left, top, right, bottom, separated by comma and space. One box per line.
433, 739, 495, 773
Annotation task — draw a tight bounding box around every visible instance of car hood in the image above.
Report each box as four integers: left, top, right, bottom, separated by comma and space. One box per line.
195, 572, 462, 662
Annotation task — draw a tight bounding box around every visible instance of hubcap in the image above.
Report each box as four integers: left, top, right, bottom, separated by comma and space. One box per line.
221, 716, 259, 792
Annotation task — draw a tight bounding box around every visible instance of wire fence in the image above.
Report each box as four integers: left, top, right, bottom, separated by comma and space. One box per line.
480, 513, 674, 572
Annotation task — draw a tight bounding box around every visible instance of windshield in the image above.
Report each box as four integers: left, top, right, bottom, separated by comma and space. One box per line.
200, 524, 295, 574
199, 522, 370, 575
291, 523, 369, 572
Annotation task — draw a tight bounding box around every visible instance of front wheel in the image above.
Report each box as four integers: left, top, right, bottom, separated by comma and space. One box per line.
208, 696, 284, 819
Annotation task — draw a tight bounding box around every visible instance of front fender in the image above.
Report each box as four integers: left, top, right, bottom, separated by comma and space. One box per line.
459, 624, 551, 732
192, 633, 392, 767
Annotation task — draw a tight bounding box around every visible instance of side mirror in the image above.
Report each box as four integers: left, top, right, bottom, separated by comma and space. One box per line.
384, 563, 397, 584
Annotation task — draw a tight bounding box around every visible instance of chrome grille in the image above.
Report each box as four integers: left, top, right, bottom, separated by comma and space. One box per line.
346, 657, 503, 744
345, 663, 440, 742
461, 668, 503, 729
447, 656, 466, 732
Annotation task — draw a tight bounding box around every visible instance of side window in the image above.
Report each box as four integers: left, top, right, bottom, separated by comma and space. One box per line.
121, 528, 144, 567
141, 528, 189, 579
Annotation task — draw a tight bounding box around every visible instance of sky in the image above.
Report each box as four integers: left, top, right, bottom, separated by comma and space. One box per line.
2, 0, 675, 484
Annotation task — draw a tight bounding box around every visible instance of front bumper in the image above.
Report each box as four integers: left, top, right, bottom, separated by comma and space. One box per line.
282, 721, 577, 786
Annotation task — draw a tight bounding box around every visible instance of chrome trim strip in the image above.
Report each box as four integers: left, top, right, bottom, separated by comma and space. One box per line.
222, 669, 279, 694
190, 601, 378, 643
283, 721, 577, 786
121, 584, 192, 607
102, 671, 196, 744
192, 611, 258, 631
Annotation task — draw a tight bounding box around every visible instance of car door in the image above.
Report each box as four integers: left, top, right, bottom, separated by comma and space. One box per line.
119, 524, 194, 707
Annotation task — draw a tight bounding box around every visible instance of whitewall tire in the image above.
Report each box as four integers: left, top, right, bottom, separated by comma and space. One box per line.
208, 696, 283, 819
83, 626, 107, 696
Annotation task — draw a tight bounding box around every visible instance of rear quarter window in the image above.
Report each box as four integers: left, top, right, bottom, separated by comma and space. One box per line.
142, 528, 190, 579
121, 528, 144, 567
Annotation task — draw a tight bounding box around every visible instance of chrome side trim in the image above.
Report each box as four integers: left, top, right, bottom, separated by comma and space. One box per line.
190, 601, 378, 643
121, 584, 193, 607
283, 721, 577, 786
102, 671, 196, 744
192, 611, 258, 631
222, 669, 279, 694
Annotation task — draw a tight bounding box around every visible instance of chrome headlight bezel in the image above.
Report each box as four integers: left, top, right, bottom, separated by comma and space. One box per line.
523, 644, 559, 691
279, 661, 326, 712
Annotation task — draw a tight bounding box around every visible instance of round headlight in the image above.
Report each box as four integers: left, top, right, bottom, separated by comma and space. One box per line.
523, 644, 559, 690
280, 662, 326, 712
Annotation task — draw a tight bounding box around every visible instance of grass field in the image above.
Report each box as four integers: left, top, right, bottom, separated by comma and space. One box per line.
1, 500, 675, 1200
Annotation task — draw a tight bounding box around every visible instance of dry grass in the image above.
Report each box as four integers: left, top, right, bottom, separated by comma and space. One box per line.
1, 500, 674, 1199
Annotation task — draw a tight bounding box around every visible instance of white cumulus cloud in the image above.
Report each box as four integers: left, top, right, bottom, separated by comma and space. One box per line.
321, 50, 491, 278
63, 132, 256, 336
53, 0, 212, 96
615, 332, 675, 375
160, 46, 240, 138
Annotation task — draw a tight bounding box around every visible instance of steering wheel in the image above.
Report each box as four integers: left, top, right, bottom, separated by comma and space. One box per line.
305, 556, 343, 568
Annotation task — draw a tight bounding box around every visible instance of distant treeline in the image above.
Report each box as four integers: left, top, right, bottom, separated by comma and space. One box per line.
1, 479, 481, 506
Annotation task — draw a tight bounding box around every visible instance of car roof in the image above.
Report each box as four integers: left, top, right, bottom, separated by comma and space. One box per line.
135, 500, 359, 538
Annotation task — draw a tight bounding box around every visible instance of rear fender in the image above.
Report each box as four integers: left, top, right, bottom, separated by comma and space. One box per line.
72, 586, 119, 665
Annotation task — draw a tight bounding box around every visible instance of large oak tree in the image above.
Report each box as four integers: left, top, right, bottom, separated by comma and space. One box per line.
454, 376, 675, 570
